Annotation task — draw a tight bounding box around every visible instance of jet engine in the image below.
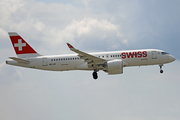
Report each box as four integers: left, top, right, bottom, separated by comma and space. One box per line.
104, 59, 123, 74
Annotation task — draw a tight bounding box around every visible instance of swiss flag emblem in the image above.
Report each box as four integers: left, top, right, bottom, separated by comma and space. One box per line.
14, 39, 26, 51
9, 34, 37, 55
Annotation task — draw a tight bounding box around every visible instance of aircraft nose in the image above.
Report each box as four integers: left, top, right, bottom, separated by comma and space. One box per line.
169, 55, 176, 62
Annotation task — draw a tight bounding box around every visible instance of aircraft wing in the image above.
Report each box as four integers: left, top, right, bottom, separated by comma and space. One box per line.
9, 57, 30, 64
67, 43, 106, 67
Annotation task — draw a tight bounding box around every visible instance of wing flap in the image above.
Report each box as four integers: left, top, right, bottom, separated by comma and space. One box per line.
9, 57, 30, 64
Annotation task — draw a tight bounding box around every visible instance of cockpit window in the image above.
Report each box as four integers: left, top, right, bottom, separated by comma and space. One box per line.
161, 52, 169, 55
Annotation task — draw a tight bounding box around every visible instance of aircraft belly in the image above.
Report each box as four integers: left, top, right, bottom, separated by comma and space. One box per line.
124, 58, 141, 66
75, 62, 92, 70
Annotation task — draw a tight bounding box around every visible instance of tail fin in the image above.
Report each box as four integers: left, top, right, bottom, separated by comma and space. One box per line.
8, 32, 41, 58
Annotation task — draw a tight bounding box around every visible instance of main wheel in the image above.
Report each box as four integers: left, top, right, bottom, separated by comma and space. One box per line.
92, 72, 98, 79
160, 70, 163, 73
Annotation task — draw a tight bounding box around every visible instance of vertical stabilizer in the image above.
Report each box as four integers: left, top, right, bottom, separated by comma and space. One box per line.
8, 32, 41, 58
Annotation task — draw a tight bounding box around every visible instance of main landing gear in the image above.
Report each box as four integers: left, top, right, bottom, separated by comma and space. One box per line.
92, 70, 98, 79
159, 64, 163, 74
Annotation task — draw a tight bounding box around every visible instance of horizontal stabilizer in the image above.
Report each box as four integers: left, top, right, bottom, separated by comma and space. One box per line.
9, 57, 30, 64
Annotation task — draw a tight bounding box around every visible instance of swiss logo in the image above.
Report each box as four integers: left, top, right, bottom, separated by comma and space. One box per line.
121, 51, 147, 59
14, 39, 26, 51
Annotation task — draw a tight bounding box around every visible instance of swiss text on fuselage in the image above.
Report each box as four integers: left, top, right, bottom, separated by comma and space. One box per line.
121, 51, 147, 59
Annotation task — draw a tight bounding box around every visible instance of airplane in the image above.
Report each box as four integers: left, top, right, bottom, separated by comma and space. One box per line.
6, 32, 175, 79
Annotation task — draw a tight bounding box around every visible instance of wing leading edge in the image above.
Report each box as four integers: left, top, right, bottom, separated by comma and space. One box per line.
66, 43, 106, 68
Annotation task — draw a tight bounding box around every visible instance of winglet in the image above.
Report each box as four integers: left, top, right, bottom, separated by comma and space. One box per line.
67, 43, 74, 49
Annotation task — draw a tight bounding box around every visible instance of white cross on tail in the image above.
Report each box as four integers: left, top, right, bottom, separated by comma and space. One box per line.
14, 39, 26, 51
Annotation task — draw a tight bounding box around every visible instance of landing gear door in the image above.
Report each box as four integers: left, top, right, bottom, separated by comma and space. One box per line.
152, 51, 157, 59
42, 58, 48, 66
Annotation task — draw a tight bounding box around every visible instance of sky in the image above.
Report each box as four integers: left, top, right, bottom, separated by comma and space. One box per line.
0, 0, 180, 120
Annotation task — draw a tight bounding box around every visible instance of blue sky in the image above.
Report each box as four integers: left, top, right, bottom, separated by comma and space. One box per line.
0, 0, 180, 120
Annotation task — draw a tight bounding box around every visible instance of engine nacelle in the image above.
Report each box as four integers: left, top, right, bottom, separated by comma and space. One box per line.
106, 59, 123, 75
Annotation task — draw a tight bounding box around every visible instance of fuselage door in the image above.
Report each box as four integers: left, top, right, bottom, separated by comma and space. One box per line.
152, 51, 157, 59
42, 58, 48, 66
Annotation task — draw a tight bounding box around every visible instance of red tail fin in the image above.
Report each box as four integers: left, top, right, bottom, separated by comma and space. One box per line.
8, 32, 41, 58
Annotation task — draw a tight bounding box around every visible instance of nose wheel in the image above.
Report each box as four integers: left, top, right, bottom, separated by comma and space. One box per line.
92, 70, 98, 79
159, 65, 163, 74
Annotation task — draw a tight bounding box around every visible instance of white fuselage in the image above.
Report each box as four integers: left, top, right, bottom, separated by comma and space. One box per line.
6, 49, 175, 72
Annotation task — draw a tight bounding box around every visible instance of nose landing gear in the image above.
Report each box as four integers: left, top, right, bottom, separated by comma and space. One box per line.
159, 64, 163, 73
